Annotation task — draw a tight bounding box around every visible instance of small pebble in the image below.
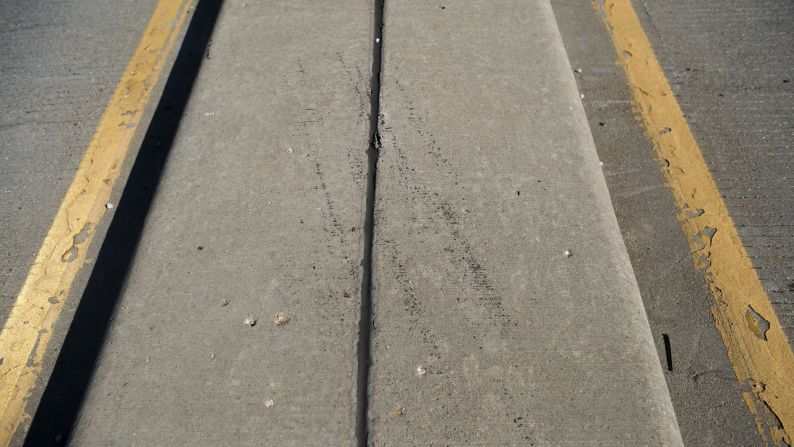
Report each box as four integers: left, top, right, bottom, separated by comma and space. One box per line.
220, 298, 229, 307
580, 93, 585, 99
274, 313, 290, 326
209, 352, 215, 360
416, 366, 426, 377
244, 315, 257, 327
395, 406, 404, 417
574, 68, 582, 73
265, 399, 275, 408
105, 203, 114, 210
564, 250, 573, 258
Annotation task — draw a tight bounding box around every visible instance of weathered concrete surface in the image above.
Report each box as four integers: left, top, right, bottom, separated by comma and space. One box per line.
369, 0, 682, 445
549, 1, 763, 445
37, 1, 373, 445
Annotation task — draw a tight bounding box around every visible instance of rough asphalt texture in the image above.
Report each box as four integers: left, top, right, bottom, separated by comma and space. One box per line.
632, 0, 794, 342
369, 0, 681, 444
550, 0, 763, 445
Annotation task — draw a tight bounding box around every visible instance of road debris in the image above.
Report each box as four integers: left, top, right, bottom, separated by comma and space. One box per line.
274, 313, 290, 326
220, 298, 229, 307
105, 202, 114, 209
415, 365, 426, 377
244, 315, 257, 327
265, 399, 275, 408
209, 352, 215, 360
395, 406, 404, 417
564, 249, 573, 258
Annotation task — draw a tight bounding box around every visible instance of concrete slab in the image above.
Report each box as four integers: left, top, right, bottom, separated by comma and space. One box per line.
368, 0, 682, 444
35, 0, 374, 444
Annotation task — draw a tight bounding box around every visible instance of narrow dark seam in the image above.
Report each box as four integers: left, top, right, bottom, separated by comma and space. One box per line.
355, 0, 385, 445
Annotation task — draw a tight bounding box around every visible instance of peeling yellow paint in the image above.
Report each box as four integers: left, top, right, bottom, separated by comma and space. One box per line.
599, 1, 794, 445
0, 0, 193, 443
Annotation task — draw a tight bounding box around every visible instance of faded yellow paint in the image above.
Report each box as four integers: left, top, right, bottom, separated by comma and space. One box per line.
0, 0, 193, 443
599, 1, 794, 445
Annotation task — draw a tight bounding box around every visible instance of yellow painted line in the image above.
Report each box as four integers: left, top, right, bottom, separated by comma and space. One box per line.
599, 1, 794, 445
0, 0, 193, 443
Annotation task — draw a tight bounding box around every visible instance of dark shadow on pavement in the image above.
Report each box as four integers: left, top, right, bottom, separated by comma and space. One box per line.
24, 0, 224, 444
